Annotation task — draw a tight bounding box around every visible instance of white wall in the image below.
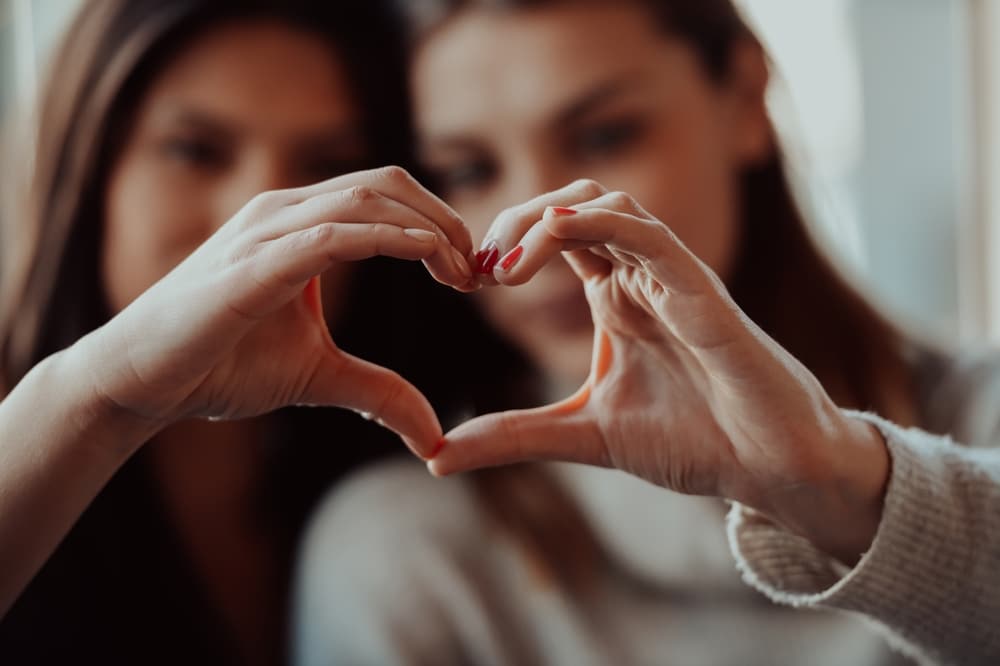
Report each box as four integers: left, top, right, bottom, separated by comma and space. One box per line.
971, 0, 1000, 342
739, 0, 984, 343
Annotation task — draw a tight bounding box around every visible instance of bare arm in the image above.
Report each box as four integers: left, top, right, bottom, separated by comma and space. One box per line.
0, 340, 158, 615
0, 166, 474, 616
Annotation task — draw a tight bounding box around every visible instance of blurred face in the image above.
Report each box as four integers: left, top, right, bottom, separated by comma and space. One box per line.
103, 20, 366, 316
413, 3, 770, 387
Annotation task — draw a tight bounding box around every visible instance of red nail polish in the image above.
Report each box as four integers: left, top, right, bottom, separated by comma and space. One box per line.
428, 437, 447, 460
551, 207, 577, 216
475, 242, 500, 274
499, 245, 524, 271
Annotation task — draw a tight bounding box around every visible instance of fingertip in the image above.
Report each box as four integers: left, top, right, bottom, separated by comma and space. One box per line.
403, 227, 439, 243
427, 436, 447, 461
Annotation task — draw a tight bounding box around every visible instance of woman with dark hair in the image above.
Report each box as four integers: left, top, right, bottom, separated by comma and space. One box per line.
0, 1, 477, 663
294, 1, 1000, 665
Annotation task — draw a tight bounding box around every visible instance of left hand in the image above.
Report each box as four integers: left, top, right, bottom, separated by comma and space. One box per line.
433, 180, 889, 562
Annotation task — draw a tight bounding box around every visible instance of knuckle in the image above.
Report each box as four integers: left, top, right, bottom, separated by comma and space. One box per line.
607, 190, 637, 211
242, 191, 279, 218
376, 164, 411, 185
344, 185, 377, 205
308, 222, 338, 244
233, 191, 287, 232
571, 178, 606, 198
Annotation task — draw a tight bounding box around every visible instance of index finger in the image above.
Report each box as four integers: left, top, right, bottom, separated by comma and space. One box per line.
474, 179, 609, 283
295, 166, 474, 259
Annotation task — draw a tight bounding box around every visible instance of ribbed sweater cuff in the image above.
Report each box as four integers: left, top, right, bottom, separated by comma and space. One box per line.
726, 410, 1000, 665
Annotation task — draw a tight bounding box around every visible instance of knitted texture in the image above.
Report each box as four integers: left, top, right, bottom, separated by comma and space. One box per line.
728, 411, 1000, 666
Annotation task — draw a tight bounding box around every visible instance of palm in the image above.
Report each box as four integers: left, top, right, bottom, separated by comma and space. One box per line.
436, 181, 845, 507
85, 167, 475, 454
585, 263, 745, 496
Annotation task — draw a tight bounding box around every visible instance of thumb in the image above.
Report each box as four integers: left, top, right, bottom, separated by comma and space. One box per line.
301, 350, 443, 458
430, 400, 605, 476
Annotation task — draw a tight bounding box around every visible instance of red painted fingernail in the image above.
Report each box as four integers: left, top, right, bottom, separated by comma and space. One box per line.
498, 245, 524, 272
551, 207, 577, 216
475, 241, 500, 274
428, 437, 447, 460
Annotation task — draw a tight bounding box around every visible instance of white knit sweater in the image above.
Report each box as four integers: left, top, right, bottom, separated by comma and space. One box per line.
728, 411, 1000, 666
293, 350, 1000, 665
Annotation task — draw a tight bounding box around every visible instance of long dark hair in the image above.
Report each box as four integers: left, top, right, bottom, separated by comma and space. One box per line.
1, 0, 411, 387
0, 1, 449, 661
404, 0, 920, 424
397, 0, 923, 592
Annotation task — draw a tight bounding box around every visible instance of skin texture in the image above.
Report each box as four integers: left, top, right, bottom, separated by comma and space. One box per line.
436, 185, 889, 565
413, 4, 770, 390
102, 24, 419, 662
0, 20, 473, 662
412, 6, 888, 564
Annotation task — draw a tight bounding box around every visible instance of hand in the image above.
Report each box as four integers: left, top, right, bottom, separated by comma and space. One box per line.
79, 166, 473, 457
434, 180, 890, 561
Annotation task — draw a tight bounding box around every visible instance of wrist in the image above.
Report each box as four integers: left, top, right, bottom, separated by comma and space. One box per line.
755, 410, 890, 565
56, 336, 168, 459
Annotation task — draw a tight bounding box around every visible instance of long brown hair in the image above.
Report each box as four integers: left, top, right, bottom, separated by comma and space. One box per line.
0, 0, 413, 392
399, 0, 922, 591
0, 3, 434, 658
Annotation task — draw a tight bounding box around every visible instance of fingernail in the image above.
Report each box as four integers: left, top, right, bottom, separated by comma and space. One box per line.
498, 245, 524, 272
404, 228, 438, 242
451, 246, 473, 279
475, 241, 500, 274
549, 206, 577, 216
428, 437, 447, 460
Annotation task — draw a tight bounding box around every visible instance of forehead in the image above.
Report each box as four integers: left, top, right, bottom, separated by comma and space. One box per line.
143, 19, 358, 129
412, 4, 688, 136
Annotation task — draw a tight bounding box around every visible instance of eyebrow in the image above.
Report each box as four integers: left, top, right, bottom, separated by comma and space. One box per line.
420, 71, 649, 153
163, 106, 363, 150
551, 73, 648, 128
163, 108, 242, 141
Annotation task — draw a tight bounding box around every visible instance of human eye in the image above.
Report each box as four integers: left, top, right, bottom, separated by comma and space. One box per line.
568, 117, 644, 161
426, 157, 497, 197
160, 133, 229, 170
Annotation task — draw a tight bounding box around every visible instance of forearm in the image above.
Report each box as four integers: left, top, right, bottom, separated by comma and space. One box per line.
0, 340, 162, 615
729, 412, 1000, 665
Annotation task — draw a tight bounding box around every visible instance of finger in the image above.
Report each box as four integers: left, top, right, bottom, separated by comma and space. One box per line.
542, 206, 711, 296
289, 166, 474, 259
264, 187, 473, 288
489, 212, 595, 285
474, 179, 609, 282
301, 350, 444, 457
429, 405, 605, 476
561, 248, 613, 281
232, 223, 439, 319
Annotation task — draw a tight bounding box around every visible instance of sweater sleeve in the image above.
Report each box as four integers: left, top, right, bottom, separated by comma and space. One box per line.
726, 411, 1000, 666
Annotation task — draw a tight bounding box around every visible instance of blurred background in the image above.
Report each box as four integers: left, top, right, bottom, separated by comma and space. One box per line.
2, 0, 999, 344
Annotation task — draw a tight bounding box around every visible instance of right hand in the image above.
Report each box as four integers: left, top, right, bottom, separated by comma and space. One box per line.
435, 180, 888, 561
78, 166, 472, 456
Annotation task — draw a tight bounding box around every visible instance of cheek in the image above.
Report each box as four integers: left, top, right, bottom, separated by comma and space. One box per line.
101, 157, 213, 313
607, 129, 741, 280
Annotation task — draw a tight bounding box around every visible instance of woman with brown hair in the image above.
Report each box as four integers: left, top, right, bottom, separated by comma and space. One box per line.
0, 1, 477, 663
294, 1, 1000, 664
